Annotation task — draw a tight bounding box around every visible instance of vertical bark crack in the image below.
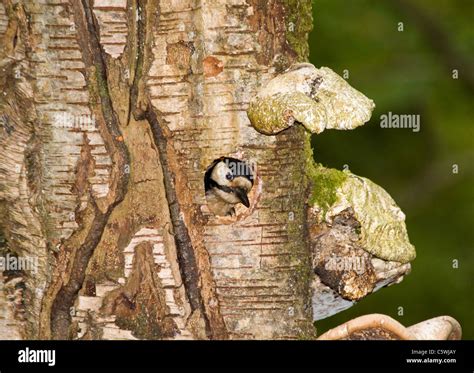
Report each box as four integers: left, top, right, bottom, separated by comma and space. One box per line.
128, 0, 213, 338
143, 108, 207, 323
49, 0, 130, 339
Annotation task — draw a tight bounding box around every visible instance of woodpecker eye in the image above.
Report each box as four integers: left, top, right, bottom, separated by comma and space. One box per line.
226, 173, 233, 180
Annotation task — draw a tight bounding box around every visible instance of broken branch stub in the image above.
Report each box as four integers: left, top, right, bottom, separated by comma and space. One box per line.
247, 63, 375, 135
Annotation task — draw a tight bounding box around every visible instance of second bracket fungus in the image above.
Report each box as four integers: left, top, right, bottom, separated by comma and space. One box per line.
308, 168, 416, 319
312, 171, 417, 264
317, 314, 462, 340
247, 63, 375, 135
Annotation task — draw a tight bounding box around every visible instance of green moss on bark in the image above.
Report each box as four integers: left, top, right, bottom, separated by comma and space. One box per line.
282, 0, 313, 61
308, 165, 347, 211
303, 138, 347, 212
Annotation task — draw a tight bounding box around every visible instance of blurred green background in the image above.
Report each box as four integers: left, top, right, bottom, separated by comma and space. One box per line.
309, 0, 473, 339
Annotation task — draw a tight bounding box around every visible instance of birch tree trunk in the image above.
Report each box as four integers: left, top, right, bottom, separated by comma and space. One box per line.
0, 0, 316, 340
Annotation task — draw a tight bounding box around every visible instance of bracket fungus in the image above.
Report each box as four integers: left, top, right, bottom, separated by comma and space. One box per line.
308, 168, 416, 319
310, 170, 416, 264
317, 314, 462, 340
247, 63, 375, 135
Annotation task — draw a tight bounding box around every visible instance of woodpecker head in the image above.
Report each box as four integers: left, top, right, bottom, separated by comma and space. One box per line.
204, 157, 254, 216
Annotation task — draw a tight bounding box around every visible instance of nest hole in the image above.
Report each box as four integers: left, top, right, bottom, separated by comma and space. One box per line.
202, 156, 261, 223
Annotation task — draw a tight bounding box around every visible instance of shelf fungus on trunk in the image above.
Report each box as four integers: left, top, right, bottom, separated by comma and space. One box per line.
247, 63, 375, 135
308, 166, 416, 320
317, 314, 462, 340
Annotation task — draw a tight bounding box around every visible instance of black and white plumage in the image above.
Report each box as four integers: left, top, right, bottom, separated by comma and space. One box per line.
204, 157, 254, 216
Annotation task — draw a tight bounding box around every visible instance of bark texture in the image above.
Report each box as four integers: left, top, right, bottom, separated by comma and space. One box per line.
0, 0, 315, 340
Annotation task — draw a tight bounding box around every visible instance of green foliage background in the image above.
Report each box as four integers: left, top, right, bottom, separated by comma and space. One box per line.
309, 0, 474, 339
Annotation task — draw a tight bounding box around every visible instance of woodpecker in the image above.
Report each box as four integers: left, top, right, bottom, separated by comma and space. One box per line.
204, 157, 254, 216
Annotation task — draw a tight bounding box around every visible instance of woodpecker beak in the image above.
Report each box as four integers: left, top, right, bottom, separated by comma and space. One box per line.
235, 188, 250, 208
